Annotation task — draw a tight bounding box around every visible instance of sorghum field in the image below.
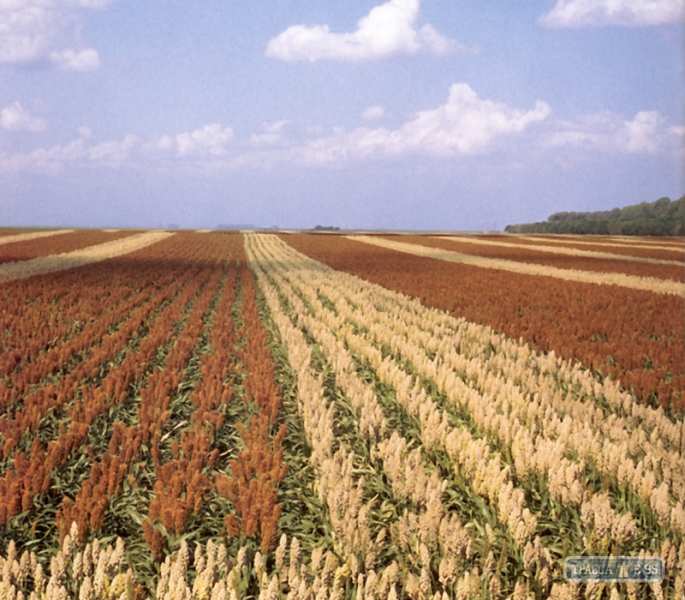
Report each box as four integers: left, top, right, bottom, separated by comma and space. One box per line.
0, 229, 683, 600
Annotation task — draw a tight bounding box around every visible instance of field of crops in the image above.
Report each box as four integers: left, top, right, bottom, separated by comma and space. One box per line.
0, 229, 683, 600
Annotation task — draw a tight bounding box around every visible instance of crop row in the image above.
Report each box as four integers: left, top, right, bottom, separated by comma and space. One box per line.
479, 234, 684, 262
245, 233, 683, 598
419, 236, 684, 282
0, 230, 75, 244
351, 236, 682, 296
248, 234, 436, 598
0, 233, 215, 462
0, 231, 173, 285
0, 232, 303, 598
279, 234, 684, 413
0, 230, 135, 266
0, 233, 227, 531
1, 231, 682, 599
0, 235, 193, 408
58, 235, 229, 547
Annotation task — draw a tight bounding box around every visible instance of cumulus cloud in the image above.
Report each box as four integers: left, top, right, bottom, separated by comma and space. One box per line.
49, 47, 100, 70
4, 102, 680, 175
87, 134, 140, 163
302, 83, 551, 163
539, 0, 684, 27
0, 3, 59, 63
0, 0, 113, 66
379, 83, 550, 155
544, 110, 680, 152
265, 0, 459, 61
36, 130, 138, 164
141, 125, 236, 157
0, 102, 46, 132
0, 130, 138, 173
175, 124, 234, 157
0, 122, 236, 173
249, 120, 289, 147
362, 106, 385, 120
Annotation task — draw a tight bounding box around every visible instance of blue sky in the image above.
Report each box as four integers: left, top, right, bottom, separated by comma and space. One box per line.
1, 0, 683, 230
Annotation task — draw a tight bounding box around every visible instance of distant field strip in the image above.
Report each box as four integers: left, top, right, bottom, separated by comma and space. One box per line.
0, 230, 174, 284
0, 229, 74, 246
543, 233, 685, 246
395, 235, 685, 282
443, 235, 683, 266
0, 230, 140, 266
521, 235, 685, 253
348, 235, 685, 296
479, 235, 684, 263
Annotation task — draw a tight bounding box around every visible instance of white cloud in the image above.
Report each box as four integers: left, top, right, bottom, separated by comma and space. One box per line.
0, 3, 59, 63
154, 135, 175, 152
544, 110, 679, 152
301, 83, 551, 163
0, 122, 239, 173
7, 131, 140, 171
49, 47, 100, 70
3, 102, 680, 176
175, 124, 234, 157
87, 134, 140, 163
539, 0, 684, 27
265, 0, 458, 62
0, 101, 46, 132
362, 105, 385, 120
249, 120, 289, 147
0, 88, 553, 172
622, 111, 665, 152
0, 0, 113, 66
145, 124, 235, 158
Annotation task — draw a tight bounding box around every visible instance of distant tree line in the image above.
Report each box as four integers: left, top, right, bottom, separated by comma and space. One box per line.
505, 195, 685, 236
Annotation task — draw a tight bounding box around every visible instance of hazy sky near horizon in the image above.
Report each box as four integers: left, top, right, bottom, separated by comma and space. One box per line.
1, 0, 683, 230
